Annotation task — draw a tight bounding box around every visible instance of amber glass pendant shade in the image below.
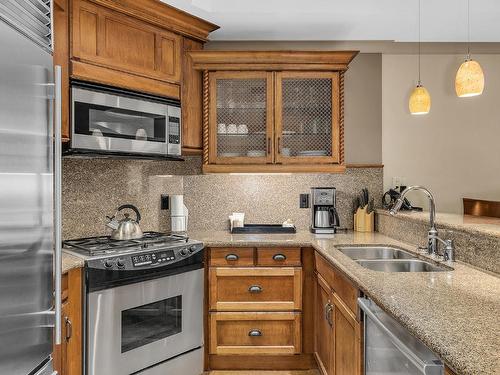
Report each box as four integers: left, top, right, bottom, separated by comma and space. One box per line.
409, 84, 431, 115
455, 59, 485, 97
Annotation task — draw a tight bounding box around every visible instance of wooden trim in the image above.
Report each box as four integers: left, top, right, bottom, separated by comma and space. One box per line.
82, 0, 219, 42
214, 267, 297, 277
339, 71, 345, 165
190, 50, 359, 71
71, 60, 180, 99
181, 147, 202, 155
208, 353, 317, 370
202, 163, 347, 174
202, 70, 210, 165
346, 164, 384, 168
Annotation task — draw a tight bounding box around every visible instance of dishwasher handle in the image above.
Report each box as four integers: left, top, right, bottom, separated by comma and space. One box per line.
358, 298, 443, 375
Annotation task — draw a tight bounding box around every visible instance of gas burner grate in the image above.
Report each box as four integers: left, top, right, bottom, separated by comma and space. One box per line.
63, 231, 189, 256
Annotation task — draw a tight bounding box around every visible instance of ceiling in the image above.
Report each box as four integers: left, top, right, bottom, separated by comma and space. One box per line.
163, 0, 500, 42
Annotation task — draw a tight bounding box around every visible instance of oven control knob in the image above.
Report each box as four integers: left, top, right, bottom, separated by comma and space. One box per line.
116, 258, 125, 269
179, 248, 188, 257
104, 259, 114, 269
189, 245, 197, 254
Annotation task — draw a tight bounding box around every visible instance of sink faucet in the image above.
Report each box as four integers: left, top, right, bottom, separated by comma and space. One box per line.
389, 185, 455, 261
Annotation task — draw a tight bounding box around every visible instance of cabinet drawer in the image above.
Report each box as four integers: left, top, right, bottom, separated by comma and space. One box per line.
210, 312, 302, 355
209, 267, 302, 311
256, 247, 301, 266
210, 248, 254, 267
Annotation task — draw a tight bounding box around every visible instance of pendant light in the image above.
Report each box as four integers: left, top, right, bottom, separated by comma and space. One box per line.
409, 0, 431, 115
455, 0, 484, 97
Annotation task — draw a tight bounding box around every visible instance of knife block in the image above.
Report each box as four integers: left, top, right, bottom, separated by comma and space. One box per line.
354, 207, 374, 232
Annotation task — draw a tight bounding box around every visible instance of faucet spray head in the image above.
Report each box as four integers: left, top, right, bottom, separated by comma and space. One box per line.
390, 198, 404, 215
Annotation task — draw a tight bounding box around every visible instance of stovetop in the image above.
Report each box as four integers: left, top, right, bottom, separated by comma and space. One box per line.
63, 231, 190, 257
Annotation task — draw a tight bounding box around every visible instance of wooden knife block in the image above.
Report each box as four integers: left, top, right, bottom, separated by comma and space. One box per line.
354, 207, 374, 232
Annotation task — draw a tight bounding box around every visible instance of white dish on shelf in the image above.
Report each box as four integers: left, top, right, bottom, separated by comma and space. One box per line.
226, 124, 238, 134
220, 152, 242, 157
297, 150, 328, 156
247, 150, 266, 157
283, 130, 296, 135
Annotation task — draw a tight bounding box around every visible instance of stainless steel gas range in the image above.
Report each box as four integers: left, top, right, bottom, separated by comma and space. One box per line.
64, 232, 204, 375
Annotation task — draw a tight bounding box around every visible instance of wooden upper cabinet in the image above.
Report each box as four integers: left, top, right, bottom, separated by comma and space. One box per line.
275, 71, 340, 164
189, 51, 358, 173
72, 0, 181, 84
209, 71, 274, 165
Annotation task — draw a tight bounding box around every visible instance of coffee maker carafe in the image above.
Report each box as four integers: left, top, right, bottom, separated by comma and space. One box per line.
310, 187, 340, 234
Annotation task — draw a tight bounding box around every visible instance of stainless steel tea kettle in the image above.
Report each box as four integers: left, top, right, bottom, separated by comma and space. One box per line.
106, 204, 143, 240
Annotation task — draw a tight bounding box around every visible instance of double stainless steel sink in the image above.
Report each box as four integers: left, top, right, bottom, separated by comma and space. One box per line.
336, 245, 448, 272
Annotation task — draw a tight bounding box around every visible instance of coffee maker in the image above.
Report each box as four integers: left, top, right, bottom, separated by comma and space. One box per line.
310, 187, 340, 234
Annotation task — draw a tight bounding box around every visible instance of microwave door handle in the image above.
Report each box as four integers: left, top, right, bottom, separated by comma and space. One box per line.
358, 298, 442, 374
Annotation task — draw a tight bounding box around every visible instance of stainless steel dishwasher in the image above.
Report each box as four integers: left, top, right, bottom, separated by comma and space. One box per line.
358, 298, 444, 375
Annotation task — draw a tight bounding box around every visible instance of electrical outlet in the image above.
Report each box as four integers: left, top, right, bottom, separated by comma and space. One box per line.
161, 194, 169, 210
392, 177, 401, 189
300, 193, 310, 208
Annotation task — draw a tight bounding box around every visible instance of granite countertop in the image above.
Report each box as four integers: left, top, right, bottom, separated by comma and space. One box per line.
188, 230, 500, 375
376, 208, 500, 238
62, 252, 84, 273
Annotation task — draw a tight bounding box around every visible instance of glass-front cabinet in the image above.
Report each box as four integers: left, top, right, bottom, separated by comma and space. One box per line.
275, 72, 340, 164
209, 72, 274, 164
192, 51, 358, 173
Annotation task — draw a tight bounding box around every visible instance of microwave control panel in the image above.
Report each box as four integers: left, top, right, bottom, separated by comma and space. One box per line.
168, 116, 180, 145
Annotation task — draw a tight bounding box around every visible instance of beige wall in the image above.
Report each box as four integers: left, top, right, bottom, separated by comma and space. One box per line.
205, 41, 382, 164
382, 54, 500, 214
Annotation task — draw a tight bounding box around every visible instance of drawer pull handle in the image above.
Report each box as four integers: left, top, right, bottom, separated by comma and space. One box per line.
248, 285, 263, 293
225, 254, 239, 261
248, 329, 262, 337
273, 253, 287, 261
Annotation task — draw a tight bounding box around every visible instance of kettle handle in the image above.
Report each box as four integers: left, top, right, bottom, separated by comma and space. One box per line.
117, 204, 141, 223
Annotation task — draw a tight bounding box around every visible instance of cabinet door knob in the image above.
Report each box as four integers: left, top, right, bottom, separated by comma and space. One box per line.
248, 329, 262, 337
225, 254, 239, 261
248, 285, 263, 293
273, 253, 286, 261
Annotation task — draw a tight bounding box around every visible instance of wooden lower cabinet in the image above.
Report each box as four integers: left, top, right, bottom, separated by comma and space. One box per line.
315, 274, 334, 375
315, 253, 362, 375
206, 247, 316, 371
210, 312, 302, 355
53, 268, 83, 375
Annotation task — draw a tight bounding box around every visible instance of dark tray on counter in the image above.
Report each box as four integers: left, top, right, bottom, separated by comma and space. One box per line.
231, 224, 296, 234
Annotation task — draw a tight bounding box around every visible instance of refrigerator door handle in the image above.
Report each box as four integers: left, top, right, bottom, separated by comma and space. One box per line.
54, 65, 62, 345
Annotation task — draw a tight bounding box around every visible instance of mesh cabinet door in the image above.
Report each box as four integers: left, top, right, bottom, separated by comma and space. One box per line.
209, 71, 274, 164
275, 72, 340, 164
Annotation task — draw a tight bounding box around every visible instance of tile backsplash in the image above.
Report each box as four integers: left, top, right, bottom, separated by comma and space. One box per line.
62, 156, 382, 239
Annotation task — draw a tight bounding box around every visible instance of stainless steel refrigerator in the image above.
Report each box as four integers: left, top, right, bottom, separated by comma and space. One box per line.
0, 1, 62, 375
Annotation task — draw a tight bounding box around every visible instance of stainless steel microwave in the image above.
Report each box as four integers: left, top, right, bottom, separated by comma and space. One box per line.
70, 82, 181, 157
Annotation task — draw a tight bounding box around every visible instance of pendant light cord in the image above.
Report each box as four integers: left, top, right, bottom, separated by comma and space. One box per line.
467, 0, 471, 59
418, 0, 421, 85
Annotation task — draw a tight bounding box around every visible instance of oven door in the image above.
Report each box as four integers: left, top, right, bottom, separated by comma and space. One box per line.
72, 85, 172, 155
87, 268, 203, 375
